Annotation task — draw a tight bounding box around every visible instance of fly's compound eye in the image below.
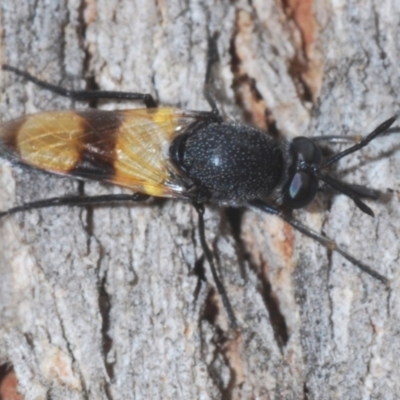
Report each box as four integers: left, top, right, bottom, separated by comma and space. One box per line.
283, 171, 318, 208
282, 137, 322, 208
291, 137, 322, 164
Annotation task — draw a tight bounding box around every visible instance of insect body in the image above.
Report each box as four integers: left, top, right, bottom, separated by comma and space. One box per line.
0, 63, 396, 326
0, 104, 289, 207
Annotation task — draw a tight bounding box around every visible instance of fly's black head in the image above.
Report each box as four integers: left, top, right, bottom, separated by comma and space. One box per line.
281, 116, 397, 216
281, 137, 322, 209
170, 122, 286, 206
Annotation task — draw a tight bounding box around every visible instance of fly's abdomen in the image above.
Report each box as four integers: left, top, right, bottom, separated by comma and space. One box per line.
0, 108, 196, 198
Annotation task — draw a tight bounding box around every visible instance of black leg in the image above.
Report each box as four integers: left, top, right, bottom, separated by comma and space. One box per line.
203, 34, 223, 122
0, 193, 149, 218
249, 200, 389, 285
192, 202, 238, 328
2, 65, 157, 108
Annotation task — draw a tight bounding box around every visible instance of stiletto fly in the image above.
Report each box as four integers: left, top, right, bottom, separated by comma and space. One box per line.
0, 39, 397, 327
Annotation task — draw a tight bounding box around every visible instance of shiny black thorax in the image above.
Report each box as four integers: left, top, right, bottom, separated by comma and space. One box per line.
171, 122, 286, 206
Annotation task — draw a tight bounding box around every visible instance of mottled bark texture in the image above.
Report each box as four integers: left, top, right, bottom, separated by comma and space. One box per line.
1, 1, 400, 399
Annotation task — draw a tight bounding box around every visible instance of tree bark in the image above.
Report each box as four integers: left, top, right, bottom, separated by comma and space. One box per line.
1, 0, 400, 399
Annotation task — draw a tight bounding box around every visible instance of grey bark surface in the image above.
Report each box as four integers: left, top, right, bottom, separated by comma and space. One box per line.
0, 0, 400, 399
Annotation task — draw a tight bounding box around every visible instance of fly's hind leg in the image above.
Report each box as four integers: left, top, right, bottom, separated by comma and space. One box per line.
2, 65, 157, 108
0, 193, 150, 219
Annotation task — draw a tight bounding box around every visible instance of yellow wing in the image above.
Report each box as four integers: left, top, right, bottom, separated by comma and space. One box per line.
0, 107, 202, 197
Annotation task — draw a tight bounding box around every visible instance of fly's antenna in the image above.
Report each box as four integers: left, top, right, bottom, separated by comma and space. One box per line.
313, 170, 376, 217
303, 116, 397, 216
319, 116, 397, 169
